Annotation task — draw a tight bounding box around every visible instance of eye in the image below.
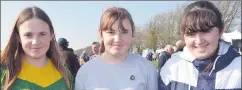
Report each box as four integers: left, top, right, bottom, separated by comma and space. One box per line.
107, 31, 114, 34
24, 33, 32, 38
106, 30, 115, 34
185, 32, 196, 37
122, 30, 129, 34
40, 32, 47, 36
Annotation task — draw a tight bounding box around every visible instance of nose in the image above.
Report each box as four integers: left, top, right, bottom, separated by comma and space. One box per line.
32, 36, 41, 45
113, 32, 123, 42
194, 33, 205, 45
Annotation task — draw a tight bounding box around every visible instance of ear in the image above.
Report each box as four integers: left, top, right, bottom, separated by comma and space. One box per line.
16, 34, 21, 43
219, 27, 226, 37
50, 32, 54, 41
99, 29, 103, 41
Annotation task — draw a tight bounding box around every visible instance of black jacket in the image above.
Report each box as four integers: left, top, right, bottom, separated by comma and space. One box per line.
60, 50, 80, 78
158, 51, 171, 71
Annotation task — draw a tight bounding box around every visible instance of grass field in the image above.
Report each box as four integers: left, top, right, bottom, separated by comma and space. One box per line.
152, 60, 158, 69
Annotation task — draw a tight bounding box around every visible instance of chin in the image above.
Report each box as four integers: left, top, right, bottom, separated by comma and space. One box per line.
195, 54, 211, 59
110, 51, 123, 56
110, 52, 121, 56
28, 54, 45, 59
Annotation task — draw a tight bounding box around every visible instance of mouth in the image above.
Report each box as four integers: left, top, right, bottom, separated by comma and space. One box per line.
31, 47, 42, 50
112, 45, 123, 49
194, 44, 208, 48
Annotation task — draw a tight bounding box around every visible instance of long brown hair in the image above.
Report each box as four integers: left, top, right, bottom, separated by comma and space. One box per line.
0, 6, 71, 90
99, 7, 135, 54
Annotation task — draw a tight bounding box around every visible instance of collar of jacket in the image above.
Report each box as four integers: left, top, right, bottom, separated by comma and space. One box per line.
179, 40, 240, 72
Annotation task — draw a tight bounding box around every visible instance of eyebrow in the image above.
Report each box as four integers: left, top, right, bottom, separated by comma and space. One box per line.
23, 31, 49, 34
23, 32, 32, 35
109, 28, 130, 32
40, 31, 48, 34
122, 29, 129, 31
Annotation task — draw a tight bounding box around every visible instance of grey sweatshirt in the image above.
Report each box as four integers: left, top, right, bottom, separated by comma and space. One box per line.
75, 53, 158, 90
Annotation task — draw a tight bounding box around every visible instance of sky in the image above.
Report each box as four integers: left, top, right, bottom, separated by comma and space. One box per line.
1, 1, 190, 50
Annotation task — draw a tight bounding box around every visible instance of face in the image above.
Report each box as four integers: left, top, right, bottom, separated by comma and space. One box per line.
184, 27, 222, 59
18, 18, 53, 59
100, 18, 133, 56
167, 48, 174, 54
92, 43, 100, 54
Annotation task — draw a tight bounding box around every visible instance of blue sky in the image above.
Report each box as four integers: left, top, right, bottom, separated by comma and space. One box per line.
1, 1, 190, 50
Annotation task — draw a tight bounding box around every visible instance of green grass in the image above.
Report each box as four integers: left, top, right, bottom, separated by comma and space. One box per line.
152, 60, 158, 69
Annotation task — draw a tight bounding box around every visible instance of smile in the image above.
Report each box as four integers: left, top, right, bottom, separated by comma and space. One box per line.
32, 47, 42, 49
195, 44, 208, 48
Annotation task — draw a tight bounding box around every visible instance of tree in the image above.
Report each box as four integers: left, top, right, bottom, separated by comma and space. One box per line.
146, 20, 160, 52
212, 1, 241, 33
145, 4, 186, 50
144, 1, 241, 51
130, 26, 146, 55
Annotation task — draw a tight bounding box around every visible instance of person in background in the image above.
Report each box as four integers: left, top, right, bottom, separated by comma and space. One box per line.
157, 45, 174, 89
89, 41, 100, 60
174, 40, 185, 52
158, 45, 174, 72
146, 52, 153, 61
79, 50, 90, 66
58, 38, 80, 78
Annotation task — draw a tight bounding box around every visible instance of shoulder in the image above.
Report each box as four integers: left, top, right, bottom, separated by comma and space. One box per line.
230, 56, 241, 70
78, 56, 100, 71
0, 64, 6, 70
75, 57, 101, 80
161, 53, 187, 73
0, 64, 6, 76
129, 53, 149, 63
128, 53, 156, 70
167, 54, 184, 64
0, 64, 7, 89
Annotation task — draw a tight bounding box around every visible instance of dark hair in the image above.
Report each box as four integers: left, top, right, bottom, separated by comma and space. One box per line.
92, 41, 100, 45
180, 1, 224, 36
99, 7, 135, 54
68, 48, 74, 53
0, 6, 71, 90
58, 38, 69, 48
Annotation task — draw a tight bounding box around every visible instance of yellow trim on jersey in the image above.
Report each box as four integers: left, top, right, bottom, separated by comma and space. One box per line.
18, 59, 62, 88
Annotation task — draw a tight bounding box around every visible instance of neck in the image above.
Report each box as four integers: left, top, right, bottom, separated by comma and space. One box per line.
101, 52, 129, 64
93, 53, 98, 56
24, 55, 48, 68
